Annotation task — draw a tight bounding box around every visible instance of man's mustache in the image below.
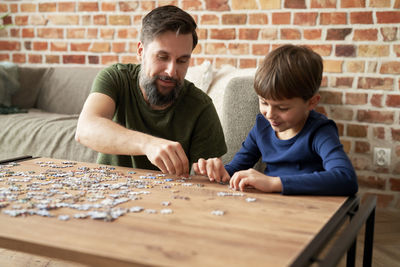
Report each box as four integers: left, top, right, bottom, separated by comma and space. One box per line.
157, 75, 178, 83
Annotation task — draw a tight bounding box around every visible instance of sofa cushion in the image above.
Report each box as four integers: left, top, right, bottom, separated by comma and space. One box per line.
35, 67, 102, 114
221, 76, 265, 172
0, 109, 97, 162
12, 67, 47, 109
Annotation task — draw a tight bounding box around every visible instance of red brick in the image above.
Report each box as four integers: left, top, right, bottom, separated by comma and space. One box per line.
22, 28, 34, 38
39, 3, 56, 12
71, 43, 90, 51
294, 13, 317, 26
281, 29, 301, 40
347, 124, 368, 137
222, 14, 247, 25
359, 45, 389, 57
252, 44, 270, 55
28, 54, 42, 63
10, 4, 17, 13
355, 141, 370, 153
119, 1, 138, 11
341, 0, 366, 8
346, 61, 364, 73
0, 41, 20, 50
21, 3, 36, 12
67, 28, 85, 39
0, 54, 9, 61
46, 55, 59, 64
30, 14, 47, 25
350, 12, 373, 24
386, 95, 400, 108
101, 55, 118, 65
59, 2, 75, 12
311, 0, 336, 8
78, 2, 99, 12
377, 12, 400, 23
351, 156, 370, 171
308, 45, 332, 56
90, 42, 110, 53
48, 15, 79, 25
395, 0, 400, 8
353, 29, 378, 41
205, 43, 227, 54
323, 60, 343, 73
370, 0, 391, 7
87, 29, 98, 39
357, 77, 393, 90
340, 139, 350, 152
249, 13, 268, 24
109, 15, 131, 25
330, 107, 353, 121
272, 13, 291, 25
197, 29, 207, 40
392, 128, 400, 141
373, 126, 385, 139
215, 58, 237, 68
358, 175, 385, 190
37, 28, 64, 39
101, 2, 116, 11
63, 55, 85, 64
201, 14, 219, 24
370, 94, 383, 107
335, 45, 356, 57
9, 29, 19, 38
210, 29, 235, 40
205, 0, 230, 11
228, 43, 249, 55
346, 93, 367, 105
12, 53, 26, 63
380, 62, 400, 74
100, 29, 114, 39
304, 29, 322, 40
357, 110, 394, 124
0, 4, 7, 13
50, 42, 67, 51
320, 91, 342, 104
15, 16, 28, 26
390, 178, 400, 191
88, 55, 99, 64
326, 28, 352, 40
260, 28, 278, 40
381, 27, 398, 42
117, 28, 138, 39
285, 0, 306, 8
232, 0, 258, 9
94, 15, 107, 25
24, 41, 31, 50
239, 58, 257, 68
112, 42, 126, 53
320, 13, 347, 25
183, 0, 204, 11
334, 77, 354, 88
239, 29, 259, 40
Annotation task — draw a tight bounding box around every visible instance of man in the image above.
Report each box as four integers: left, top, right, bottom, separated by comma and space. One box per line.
75, 5, 227, 177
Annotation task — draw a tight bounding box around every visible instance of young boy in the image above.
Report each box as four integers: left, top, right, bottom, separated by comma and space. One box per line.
193, 44, 358, 196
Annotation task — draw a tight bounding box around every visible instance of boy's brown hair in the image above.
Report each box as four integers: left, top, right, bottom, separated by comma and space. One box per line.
254, 44, 323, 101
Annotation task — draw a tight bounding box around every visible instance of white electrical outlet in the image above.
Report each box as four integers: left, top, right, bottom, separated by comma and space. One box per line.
373, 147, 391, 167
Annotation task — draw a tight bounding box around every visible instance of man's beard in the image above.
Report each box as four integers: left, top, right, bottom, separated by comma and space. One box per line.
139, 68, 183, 106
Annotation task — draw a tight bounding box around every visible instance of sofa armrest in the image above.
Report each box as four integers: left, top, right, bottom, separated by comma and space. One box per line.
221, 76, 265, 172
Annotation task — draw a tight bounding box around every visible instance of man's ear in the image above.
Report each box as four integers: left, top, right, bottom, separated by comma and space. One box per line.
308, 94, 321, 110
137, 41, 144, 62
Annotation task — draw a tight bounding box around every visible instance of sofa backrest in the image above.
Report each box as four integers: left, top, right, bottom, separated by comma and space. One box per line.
221, 76, 265, 172
13, 66, 102, 114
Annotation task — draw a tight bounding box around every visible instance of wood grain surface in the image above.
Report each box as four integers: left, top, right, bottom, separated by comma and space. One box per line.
0, 158, 347, 266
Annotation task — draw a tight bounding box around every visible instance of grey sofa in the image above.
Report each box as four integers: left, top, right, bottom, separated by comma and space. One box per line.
0, 65, 260, 170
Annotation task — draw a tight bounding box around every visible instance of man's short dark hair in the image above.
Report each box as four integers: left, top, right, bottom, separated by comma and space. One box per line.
140, 5, 198, 50
254, 44, 323, 101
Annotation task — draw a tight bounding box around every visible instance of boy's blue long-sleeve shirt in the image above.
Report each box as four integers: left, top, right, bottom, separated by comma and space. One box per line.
225, 111, 358, 196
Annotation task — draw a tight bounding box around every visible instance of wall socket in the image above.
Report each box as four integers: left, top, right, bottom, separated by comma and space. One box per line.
373, 147, 391, 167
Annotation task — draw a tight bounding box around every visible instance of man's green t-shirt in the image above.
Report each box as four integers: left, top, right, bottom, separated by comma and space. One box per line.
91, 63, 227, 170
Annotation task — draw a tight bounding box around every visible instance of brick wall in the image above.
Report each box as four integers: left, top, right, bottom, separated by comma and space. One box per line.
0, 0, 399, 210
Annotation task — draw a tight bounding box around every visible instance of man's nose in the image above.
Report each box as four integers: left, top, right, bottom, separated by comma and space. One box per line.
165, 61, 177, 78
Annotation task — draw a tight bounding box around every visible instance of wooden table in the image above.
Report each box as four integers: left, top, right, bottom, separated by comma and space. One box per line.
0, 157, 356, 266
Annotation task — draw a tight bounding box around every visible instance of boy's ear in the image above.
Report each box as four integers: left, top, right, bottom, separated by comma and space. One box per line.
308, 94, 321, 110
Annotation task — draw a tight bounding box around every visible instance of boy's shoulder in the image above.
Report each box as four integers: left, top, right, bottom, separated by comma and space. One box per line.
307, 110, 337, 130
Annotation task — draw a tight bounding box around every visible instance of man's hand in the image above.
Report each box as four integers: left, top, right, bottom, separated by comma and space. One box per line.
144, 138, 189, 177
193, 157, 230, 183
229, 168, 282, 193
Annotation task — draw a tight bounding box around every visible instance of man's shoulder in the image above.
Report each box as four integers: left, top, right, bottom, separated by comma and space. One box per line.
181, 80, 212, 105
103, 63, 140, 75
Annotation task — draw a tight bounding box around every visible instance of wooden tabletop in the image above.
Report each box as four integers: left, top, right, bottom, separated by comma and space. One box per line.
0, 157, 347, 267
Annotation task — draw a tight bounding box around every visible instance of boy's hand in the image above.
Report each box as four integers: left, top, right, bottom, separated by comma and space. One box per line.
193, 158, 230, 183
229, 169, 282, 193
